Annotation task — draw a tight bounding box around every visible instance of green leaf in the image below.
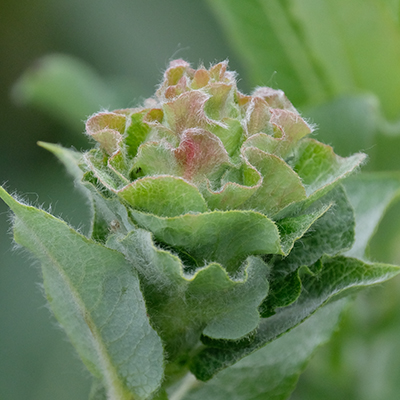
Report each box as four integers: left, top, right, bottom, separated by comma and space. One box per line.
209, 118, 244, 158
38, 142, 136, 242
274, 185, 355, 273
293, 139, 365, 197
277, 202, 331, 255
193, 257, 269, 340
85, 149, 128, 191
343, 172, 400, 259
240, 147, 307, 216
129, 209, 282, 272
292, 0, 400, 119
125, 111, 153, 158
12, 54, 121, 130
190, 256, 400, 381
118, 176, 208, 217
206, 0, 328, 106
38, 141, 84, 181
0, 187, 164, 400
180, 299, 347, 400
82, 176, 136, 242
109, 229, 270, 343
201, 162, 261, 211
259, 269, 302, 319
131, 141, 182, 178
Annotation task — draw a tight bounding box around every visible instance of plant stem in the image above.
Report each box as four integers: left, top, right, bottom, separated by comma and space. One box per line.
169, 373, 200, 400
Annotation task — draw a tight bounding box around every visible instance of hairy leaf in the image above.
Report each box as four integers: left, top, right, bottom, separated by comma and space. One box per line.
0, 187, 164, 400
108, 230, 270, 343
190, 256, 400, 381
129, 209, 282, 272
181, 299, 347, 400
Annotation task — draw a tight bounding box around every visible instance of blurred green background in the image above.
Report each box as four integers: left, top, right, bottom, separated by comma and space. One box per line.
1, 1, 400, 399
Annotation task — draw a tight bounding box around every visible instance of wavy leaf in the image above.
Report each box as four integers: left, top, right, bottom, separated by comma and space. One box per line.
180, 299, 347, 400
274, 185, 355, 273
129, 209, 282, 272
241, 147, 307, 216
190, 256, 400, 381
108, 230, 270, 345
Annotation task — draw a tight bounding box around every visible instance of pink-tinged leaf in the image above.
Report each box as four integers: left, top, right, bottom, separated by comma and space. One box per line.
191, 68, 211, 89
243, 109, 312, 159
245, 97, 272, 136
252, 87, 297, 113
86, 112, 127, 155
163, 91, 211, 134
270, 109, 312, 143
164, 59, 190, 86
174, 128, 231, 182
204, 83, 236, 120
164, 76, 189, 100
209, 61, 236, 85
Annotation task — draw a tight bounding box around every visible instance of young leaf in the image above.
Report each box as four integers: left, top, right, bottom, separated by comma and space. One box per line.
180, 299, 347, 400
129, 209, 282, 272
0, 187, 164, 400
274, 185, 355, 273
190, 256, 400, 381
109, 230, 270, 343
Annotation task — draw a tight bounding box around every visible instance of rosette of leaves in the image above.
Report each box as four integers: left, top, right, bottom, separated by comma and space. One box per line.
1, 60, 400, 400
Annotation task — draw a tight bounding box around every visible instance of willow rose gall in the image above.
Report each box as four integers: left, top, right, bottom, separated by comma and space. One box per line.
1, 59, 399, 400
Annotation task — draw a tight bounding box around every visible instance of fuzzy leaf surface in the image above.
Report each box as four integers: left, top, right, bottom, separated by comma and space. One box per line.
190, 256, 400, 381
274, 185, 355, 273
0, 187, 164, 400
108, 230, 270, 343
181, 299, 346, 400
129, 209, 282, 272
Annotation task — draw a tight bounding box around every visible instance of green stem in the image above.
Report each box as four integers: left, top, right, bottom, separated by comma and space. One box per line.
170, 373, 200, 400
